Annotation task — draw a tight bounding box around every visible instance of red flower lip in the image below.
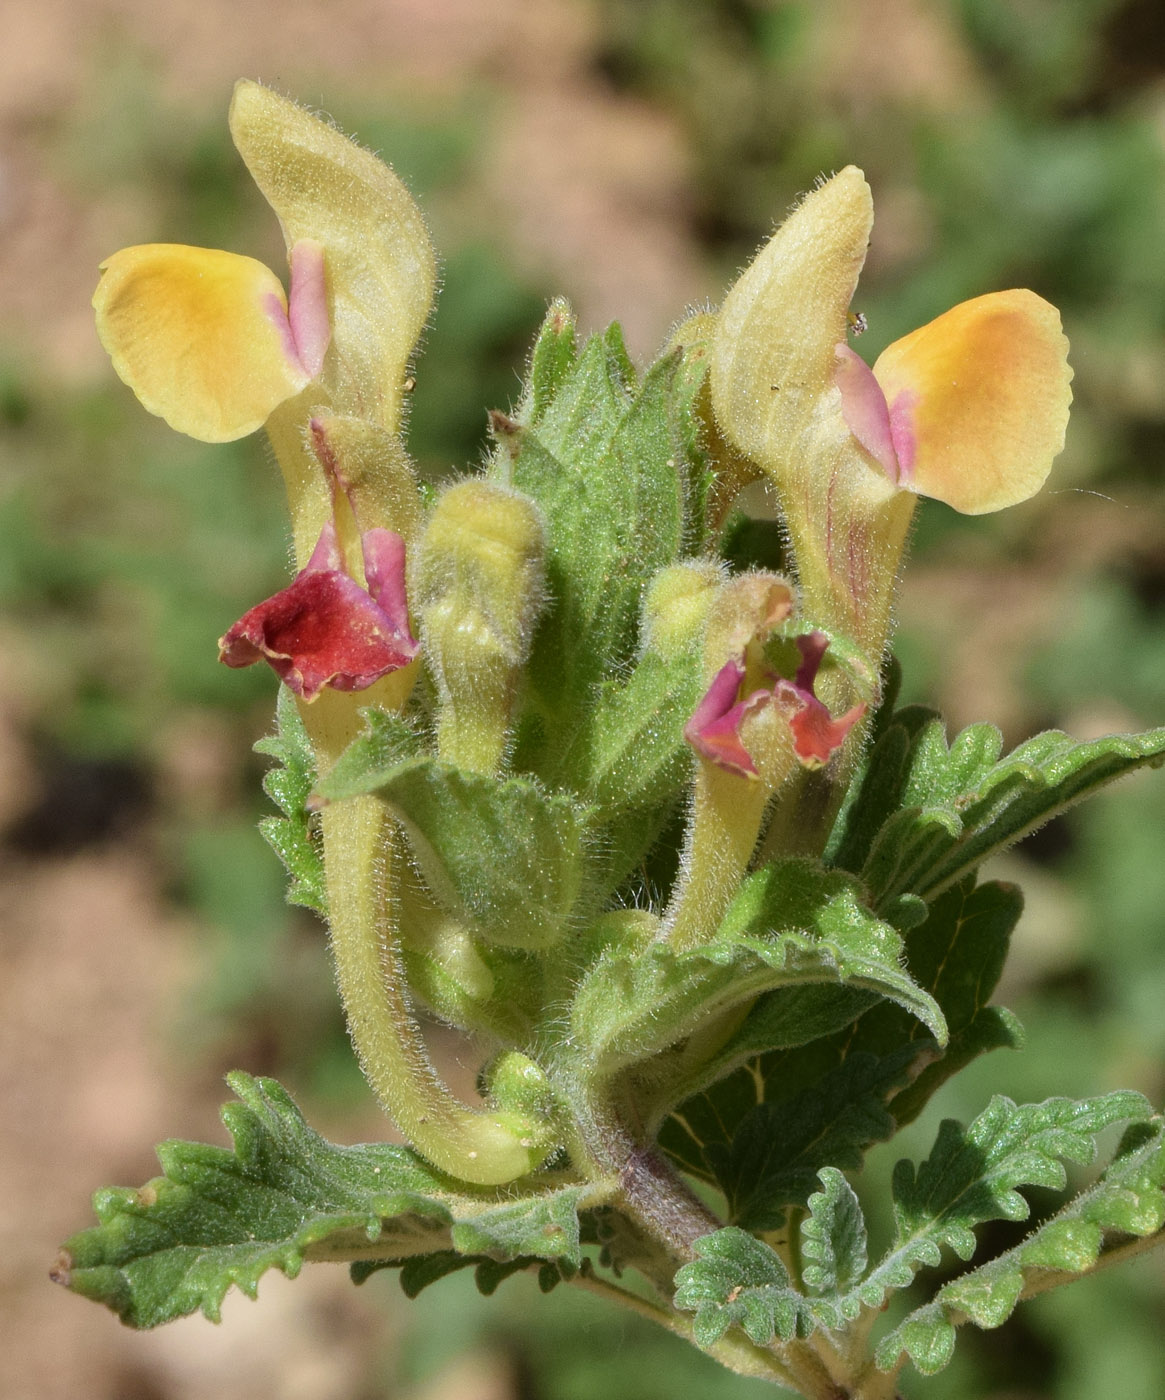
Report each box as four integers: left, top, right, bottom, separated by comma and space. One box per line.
219, 521, 418, 700
684, 629, 865, 777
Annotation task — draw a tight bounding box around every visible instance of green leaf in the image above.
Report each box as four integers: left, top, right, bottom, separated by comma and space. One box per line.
852, 1090, 1155, 1313
672, 1227, 802, 1348
55, 1073, 598, 1328
319, 730, 590, 950
313, 707, 423, 799
850, 720, 1165, 909
253, 687, 327, 915
800, 1167, 868, 1303
359, 1249, 577, 1298
715, 860, 947, 1043
503, 332, 704, 775
518, 298, 578, 427
824, 704, 939, 873
660, 878, 1020, 1188
703, 1046, 919, 1230
875, 1116, 1165, 1376
574, 861, 943, 1078
584, 647, 703, 818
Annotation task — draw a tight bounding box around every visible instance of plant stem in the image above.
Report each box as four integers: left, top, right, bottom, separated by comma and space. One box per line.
321, 793, 548, 1185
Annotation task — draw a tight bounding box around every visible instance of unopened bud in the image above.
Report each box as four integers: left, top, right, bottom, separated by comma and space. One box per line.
416, 480, 546, 773
642, 561, 724, 660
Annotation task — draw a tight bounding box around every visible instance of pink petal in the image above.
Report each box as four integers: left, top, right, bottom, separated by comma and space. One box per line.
684, 659, 763, 776
361, 528, 414, 640
219, 525, 417, 701
835, 343, 899, 482
287, 239, 331, 378
781, 690, 867, 767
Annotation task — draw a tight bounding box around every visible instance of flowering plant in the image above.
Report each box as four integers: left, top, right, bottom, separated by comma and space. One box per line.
57, 84, 1165, 1398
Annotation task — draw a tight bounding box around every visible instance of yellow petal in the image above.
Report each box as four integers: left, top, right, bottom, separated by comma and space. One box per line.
93, 244, 311, 443
872, 289, 1072, 514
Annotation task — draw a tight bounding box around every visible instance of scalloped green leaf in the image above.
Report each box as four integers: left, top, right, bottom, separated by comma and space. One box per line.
54, 1074, 595, 1328
852, 1090, 1155, 1313
253, 687, 327, 915
574, 861, 943, 1077
876, 1116, 1165, 1376
854, 722, 1165, 909
800, 1167, 868, 1302
673, 877, 1023, 1185
672, 1227, 802, 1348
500, 329, 707, 784
703, 1046, 918, 1230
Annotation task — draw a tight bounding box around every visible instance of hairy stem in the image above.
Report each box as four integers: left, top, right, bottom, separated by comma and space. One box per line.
321, 793, 549, 1185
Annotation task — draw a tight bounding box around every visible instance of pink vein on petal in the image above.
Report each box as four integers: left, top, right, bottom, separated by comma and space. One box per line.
886, 389, 919, 485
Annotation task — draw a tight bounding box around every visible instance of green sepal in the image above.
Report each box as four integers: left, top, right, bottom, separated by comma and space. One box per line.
875, 1115, 1165, 1377
253, 687, 327, 915
319, 718, 590, 951
852, 1090, 1155, 1313
55, 1073, 604, 1329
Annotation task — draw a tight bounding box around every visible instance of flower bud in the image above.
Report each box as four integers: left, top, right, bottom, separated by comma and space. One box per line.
415, 480, 546, 773
641, 561, 724, 661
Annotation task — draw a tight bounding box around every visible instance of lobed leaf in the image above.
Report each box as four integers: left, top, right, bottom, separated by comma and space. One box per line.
703, 1046, 919, 1230
253, 687, 327, 915
55, 1073, 597, 1328
574, 861, 943, 1078
876, 1116, 1165, 1376
845, 719, 1165, 910
852, 1090, 1155, 1312
800, 1167, 868, 1304
672, 1227, 802, 1348
659, 877, 1021, 1191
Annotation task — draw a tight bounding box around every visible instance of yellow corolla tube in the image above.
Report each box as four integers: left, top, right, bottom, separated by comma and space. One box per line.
93, 240, 326, 443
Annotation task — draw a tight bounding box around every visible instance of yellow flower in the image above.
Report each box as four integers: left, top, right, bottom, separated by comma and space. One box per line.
709, 167, 1073, 661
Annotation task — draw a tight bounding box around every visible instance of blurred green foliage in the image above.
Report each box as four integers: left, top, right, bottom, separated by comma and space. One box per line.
5, 2, 1164, 1395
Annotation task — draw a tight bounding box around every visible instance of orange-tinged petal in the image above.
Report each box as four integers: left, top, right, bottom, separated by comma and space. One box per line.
93, 244, 312, 443
871, 289, 1072, 514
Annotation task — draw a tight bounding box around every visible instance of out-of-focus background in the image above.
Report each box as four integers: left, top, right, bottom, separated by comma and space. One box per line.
2, 1, 1163, 1397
